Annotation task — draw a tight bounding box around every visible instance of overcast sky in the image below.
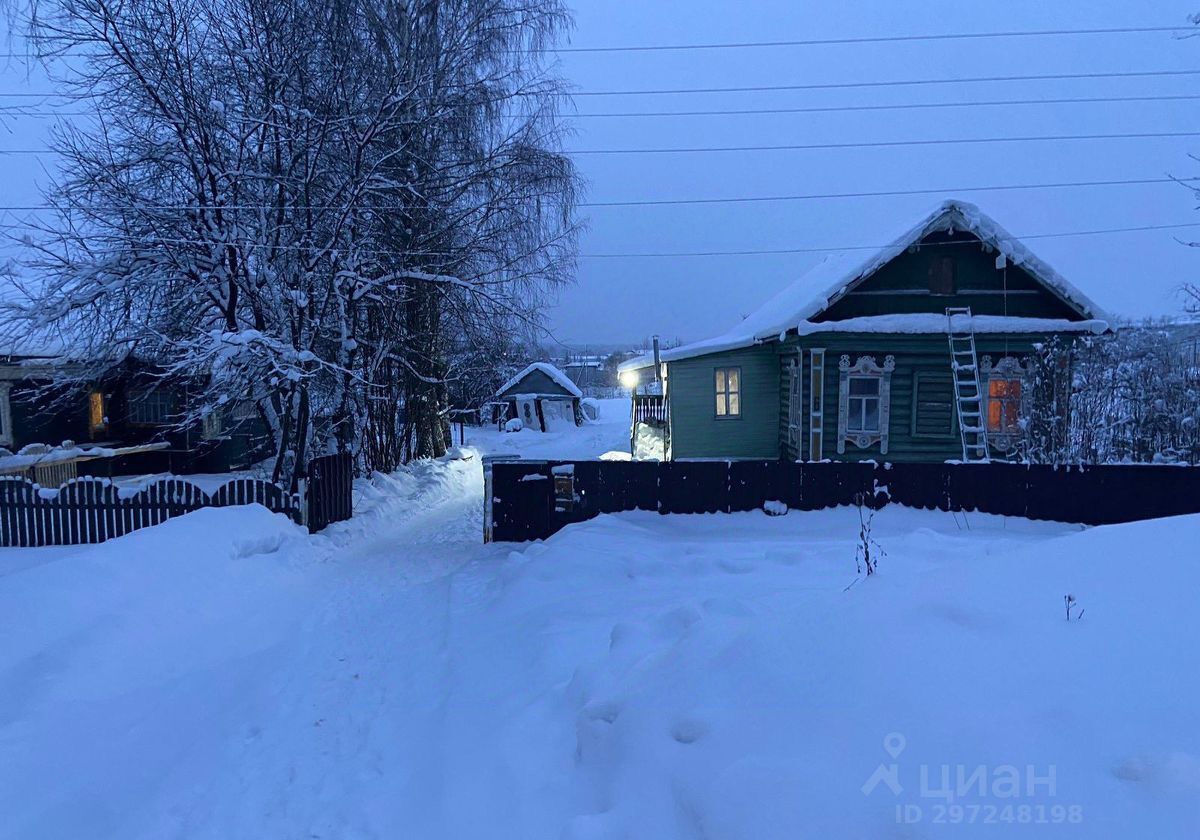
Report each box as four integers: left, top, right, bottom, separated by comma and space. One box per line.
548, 0, 1200, 346
1, 1, 1199, 348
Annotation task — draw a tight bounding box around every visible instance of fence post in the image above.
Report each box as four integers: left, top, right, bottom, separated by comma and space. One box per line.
295, 472, 309, 530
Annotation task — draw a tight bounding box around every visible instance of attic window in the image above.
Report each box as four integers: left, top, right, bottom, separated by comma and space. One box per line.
929, 255, 956, 296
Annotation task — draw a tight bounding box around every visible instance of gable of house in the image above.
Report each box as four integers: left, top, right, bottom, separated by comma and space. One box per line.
499, 368, 571, 398
812, 229, 1085, 322
496, 363, 582, 400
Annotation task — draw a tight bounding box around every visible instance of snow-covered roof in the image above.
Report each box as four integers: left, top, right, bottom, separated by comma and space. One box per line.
619, 199, 1110, 371
794, 314, 1109, 336
495, 362, 583, 399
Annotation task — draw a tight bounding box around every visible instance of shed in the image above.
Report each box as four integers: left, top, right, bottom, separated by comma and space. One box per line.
492, 362, 583, 432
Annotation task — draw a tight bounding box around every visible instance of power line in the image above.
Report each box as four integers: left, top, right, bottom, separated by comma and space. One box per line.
565, 93, 1200, 118
579, 221, 1200, 258
13, 92, 1198, 120
1, 68, 1198, 104
1, 25, 1192, 60
581, 178, 1196, 208
2, 220, 1193, 259
549, 25, 1195, 54
1, 129, 1195, 158
571, 130, 1200, 155
570, 68, 1200, 97
0, 177, 1190, 214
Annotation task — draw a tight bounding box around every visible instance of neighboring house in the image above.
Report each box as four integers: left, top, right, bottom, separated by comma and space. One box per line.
562, 357, 608, 393
619, 200, 1110, 463
491, 362, 583, 432
0, 351, 271, 475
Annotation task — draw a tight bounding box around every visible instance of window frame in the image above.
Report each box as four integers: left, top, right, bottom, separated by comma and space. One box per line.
201, 410, 224, 440
837, 354, 895, 455
88, 390, 108, 438
980, 355, 1030, 453
845, 375, 882, 434
126, 385, 175, 426
714, 366, 742, 420
987, 377, 1023, 435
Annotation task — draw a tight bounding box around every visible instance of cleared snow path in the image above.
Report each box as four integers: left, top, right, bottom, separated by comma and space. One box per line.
0, 456, 516, 840
127, 457, 514, 839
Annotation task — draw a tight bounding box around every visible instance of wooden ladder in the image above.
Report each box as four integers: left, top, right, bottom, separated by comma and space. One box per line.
946, 307, 990, 462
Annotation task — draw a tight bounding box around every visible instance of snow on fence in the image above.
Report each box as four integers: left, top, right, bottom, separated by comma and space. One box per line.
0, 452, 354, 547
0, 476, 302, 547
488, 459, 1200, 542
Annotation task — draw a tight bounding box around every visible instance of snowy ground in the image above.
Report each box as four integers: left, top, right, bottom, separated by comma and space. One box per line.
465, 396, 632, 460
3, 414, 1200, 838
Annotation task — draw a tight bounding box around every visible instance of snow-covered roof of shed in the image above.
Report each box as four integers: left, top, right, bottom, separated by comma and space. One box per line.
619, 199, 1109, 371
495, 362, 583, 399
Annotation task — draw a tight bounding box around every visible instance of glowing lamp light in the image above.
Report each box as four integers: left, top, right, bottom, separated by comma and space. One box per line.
619, 369, 640, 389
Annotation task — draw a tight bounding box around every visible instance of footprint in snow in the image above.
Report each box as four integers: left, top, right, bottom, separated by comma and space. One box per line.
717, 556, 756, 574
702, 596, 755, 618
608, 621, 640, 651
671, 718, 710, 745
655, 604, 703, 637
581, 700, 622, 724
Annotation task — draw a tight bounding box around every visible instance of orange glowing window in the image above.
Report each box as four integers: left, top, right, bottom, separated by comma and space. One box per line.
987, 378, 1022, 433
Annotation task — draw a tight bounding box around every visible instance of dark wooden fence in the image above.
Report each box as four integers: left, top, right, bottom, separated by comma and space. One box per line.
488, 460, 1200, 542
0, 475, 302, 547
0, 452, 356, 547
306, 452, 354, 532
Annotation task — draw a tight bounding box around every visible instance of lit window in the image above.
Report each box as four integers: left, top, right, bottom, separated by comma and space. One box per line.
987, 378, 1022, 434
715, 367, 741, 418
847, 376, 881, 433
88, 391, 107, 436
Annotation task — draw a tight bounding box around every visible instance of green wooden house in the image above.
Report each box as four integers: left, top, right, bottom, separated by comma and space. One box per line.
619, 200, 1110, 463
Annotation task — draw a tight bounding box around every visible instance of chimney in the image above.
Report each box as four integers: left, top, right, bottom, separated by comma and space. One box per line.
652, 335, 661, 382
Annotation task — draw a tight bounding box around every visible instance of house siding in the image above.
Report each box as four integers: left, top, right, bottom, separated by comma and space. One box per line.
667, 345, 780, 459
781, 333, 1053, 463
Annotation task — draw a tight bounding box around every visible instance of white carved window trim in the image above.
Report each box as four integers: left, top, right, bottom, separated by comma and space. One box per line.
0, 383, 12, 448
837, 354, 895, 454
785, 357, 802, 453
809, 348, 825, 460
979, 355, 1030, 453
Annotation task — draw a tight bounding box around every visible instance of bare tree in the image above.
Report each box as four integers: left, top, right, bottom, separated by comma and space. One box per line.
1025, 326, 1200, 465
1, 0, 580, 484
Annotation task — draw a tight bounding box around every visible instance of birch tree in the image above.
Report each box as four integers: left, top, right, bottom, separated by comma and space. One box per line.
2, 0, 579, 483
